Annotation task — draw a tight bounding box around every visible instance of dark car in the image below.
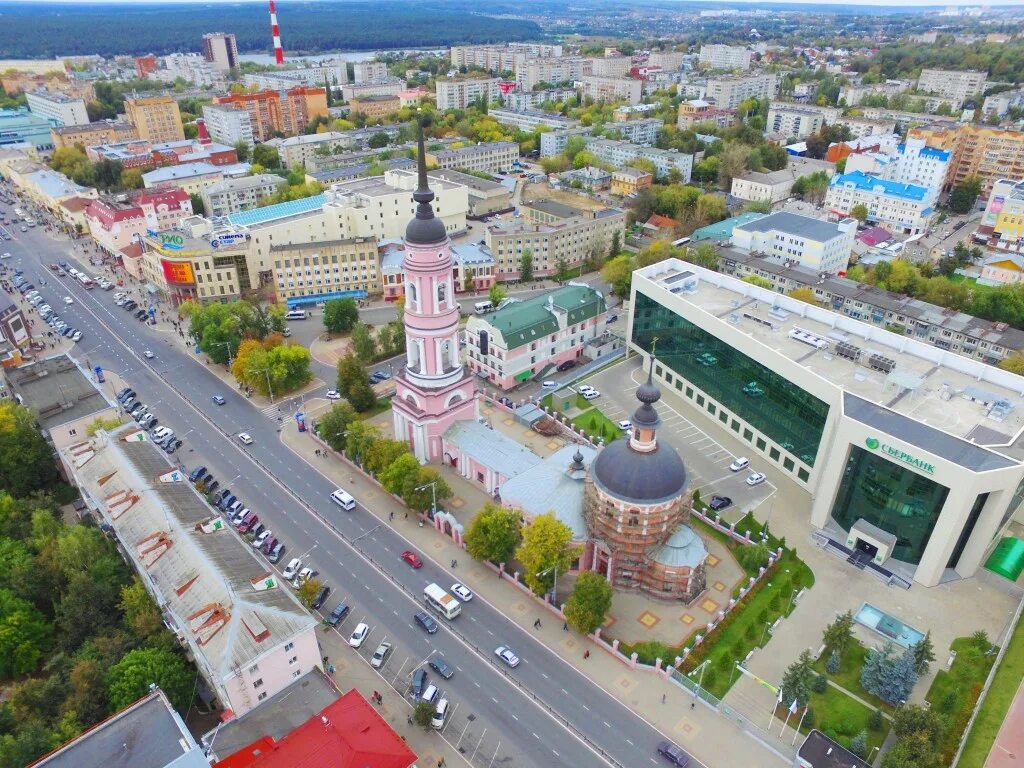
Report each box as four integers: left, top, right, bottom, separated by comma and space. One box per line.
498, 396, 514, 408
414, 611, 438, 634
557, 359, 576, 372
261, 536, 278, 554
411, 668, 428, 698
708, 495, 732, 511
657, 741, 689, 767
205, 479, 219, 495
429, 657, 455, 679
311, 585, 331, 610
325, 602, 350, 626
189, 465, 207, 483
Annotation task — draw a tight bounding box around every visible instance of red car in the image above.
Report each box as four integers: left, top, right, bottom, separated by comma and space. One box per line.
400, 550, 423, 568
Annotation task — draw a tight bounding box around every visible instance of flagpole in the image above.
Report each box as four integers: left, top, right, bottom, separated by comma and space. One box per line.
769, 686, 782, 731
781, 699, 797, 736
791, 706, 809, 746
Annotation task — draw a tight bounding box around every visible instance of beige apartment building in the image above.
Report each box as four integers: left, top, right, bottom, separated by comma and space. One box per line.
348, 94, 401, 121
425, 142, 519, 174
705, 73, 778, 109
580, 75, 642, 105
124, 95, 185, 143
434, 77, 502, 110
916, 69, 988, 108
515, 57, 591, 92
698, 44, 752, 71
52, 120, 137, 150
268, 238, 380, 302
590, 56, 632, 78
945, 126, 1024, 197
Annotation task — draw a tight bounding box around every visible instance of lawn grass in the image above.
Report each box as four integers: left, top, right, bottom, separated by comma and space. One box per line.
940, 631, 1015, 768
812, 640, 894, 713
359, 395, 392, 419
571, 406, 621, 443
797, 684, 889, 755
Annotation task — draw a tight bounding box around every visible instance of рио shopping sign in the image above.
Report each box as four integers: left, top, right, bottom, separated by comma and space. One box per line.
865, 437, 935, 475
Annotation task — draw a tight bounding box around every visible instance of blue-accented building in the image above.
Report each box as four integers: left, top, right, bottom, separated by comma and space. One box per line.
0, 107, 55, 152
825, 170, 935, 234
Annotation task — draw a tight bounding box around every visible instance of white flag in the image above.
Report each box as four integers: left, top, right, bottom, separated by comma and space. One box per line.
789, 699, 799, 715
777, 687, 784, 704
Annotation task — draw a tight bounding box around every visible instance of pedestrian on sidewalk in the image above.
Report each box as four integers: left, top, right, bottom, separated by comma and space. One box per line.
372, 690, 379, 703
584, 650, 590, 659
563, 621, 568, 631
533, 618, 541, 629
389, 511, 394, 521
662, 693, 666, 704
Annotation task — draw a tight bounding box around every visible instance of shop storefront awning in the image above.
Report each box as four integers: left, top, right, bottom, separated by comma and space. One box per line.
515, 369, 533, 382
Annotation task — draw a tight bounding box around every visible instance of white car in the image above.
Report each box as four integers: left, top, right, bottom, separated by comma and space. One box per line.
541, 380, 557, 389
729, 457, 750, 472
71, 331, 82, 342
495, 645, 520, 668
746, 472, 767, 487
582, 389, 601, 400
63, 296, 73, 304
237, 432, 254, 445
370, 641, 392, 668
618, 420, 633, 432
578, 384, 596, 394
252, 530, 272, 549
282, 558, 302, 580
451, 583, 473, 602
143, 350, 154, 359
348, 622, 369, 648
326, 390, 341, 400
293, 567, 313, 589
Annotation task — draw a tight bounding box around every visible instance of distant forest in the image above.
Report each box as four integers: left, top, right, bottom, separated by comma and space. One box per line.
0, 1, 543, 58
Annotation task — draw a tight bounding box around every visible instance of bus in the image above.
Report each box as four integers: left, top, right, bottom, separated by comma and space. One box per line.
424, 583, 461, 620
474, 301, 493, 315
77, 272, 94, 289
671, 237, 691, 247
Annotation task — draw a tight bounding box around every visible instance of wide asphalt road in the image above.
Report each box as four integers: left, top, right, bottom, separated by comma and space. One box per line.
5, 216, 706, 768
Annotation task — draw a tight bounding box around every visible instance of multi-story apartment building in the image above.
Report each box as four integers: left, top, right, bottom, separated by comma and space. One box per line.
200, 174, 285, 217
425, 141, 519, 174
584, 137, 692, 181
201, 32, 239, 72
489, 108, 577, 132
124, 94, 185, 143
269, 126, 403, 168
916, 68, 987, 108
464, 284, 608, 389
0, 71, 93, 101
698, 44, 752, 71
348, 94, 401, 121
705, 73, 778, 109
539, 127, 591, 157
729, 157, 835, 204
141, 162, 238, 195
677, 99, 738, 129
835, 116, 896, 139
838, 79, 912, 107
590, 56, 632, 78
610, 166, 653, 197
580, 75, 642, 105
767, 102, 840, 140
944, 126, 1024, 197
25, 90, 88, 127
609, 118, 661, 145
716, 249, 1024, 364
340, 79, 404, 101
51, 119, 137, 151
976, 178, 1024, 263
242, 62, 349, 92
212, 86, 328, 142
613, 103, 662, 121
844, 136, 950, 193
451, 43, 562, 71
506, 87, 578, 111
86, 138, 238, 170
485, 200, 626, 279
731, 211, 856, 274
647, 51, 687, 71
201, 104, 254, 148
353, 61, 390, 84
983, 89, 1024, 119
268, 237, 381, 303
430, 169, 513, 217
152, 54, 221, 89
515, 57, 591, 92
825, 171, 935, 234
435, 77, 501, 110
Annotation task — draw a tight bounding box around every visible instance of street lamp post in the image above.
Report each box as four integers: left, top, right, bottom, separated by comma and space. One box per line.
537, 565, 559, 604
415, 481, 438, 516
252, 368, 274, 404
211, 340, 234, 369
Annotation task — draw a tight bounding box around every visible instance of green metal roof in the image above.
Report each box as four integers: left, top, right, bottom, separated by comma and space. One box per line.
488, 285, 606, 350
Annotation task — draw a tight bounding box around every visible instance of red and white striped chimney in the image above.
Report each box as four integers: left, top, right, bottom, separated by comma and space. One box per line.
269, 0, 284, 65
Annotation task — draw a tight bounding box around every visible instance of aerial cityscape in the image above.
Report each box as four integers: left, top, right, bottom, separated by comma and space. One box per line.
3, 1, 1024, 767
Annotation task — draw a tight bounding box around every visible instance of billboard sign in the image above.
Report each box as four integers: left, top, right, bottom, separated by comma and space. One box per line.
160, 259, 195, 285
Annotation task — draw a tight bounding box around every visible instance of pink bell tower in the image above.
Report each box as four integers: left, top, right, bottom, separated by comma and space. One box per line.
392, 121, 477, 463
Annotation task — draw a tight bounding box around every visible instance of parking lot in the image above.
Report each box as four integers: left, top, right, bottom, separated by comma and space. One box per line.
579, 356, 777, 523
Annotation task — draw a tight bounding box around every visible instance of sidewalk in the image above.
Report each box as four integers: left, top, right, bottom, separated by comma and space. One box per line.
280, 420, 790, 767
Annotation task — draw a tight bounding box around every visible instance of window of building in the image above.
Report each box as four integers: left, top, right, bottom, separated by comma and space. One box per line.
696, 395, 705, 406
769, 447, 780, 461
257, 691, 268, 702
743, 428, 753, 441
708, 404, 716, 415
731, 420, 740, 433
248, 664, 258, 674
797, 467, 810, 482
284, 641, 294, 651
253, 679, 264, 689
718, 411, 728, 424
783, 457, 795, 471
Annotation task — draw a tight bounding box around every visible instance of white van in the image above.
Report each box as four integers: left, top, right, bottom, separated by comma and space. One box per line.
330, 488, 356, 511
285, 308, 307, 320
431, 698, 449, 729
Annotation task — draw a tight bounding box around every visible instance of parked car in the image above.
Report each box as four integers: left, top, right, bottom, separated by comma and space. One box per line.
411, 668, 428, 698
252, 529, 272, 549
326, 389, 341, 400
557, 359, 576, 372
268, 542, 285, 563
745, 472, 766, 487
283, 558, 302, 580
709, 495, 732, 511
212, 394, 226, 405
729, 457, 750, 472
348, 622, 369, 648
326, 602, 350, 627
293, 567, 313, 589
311, 585, 331, 610
618, 419, 633, 432
371, 641, 393, 668
238, 514, 260, 534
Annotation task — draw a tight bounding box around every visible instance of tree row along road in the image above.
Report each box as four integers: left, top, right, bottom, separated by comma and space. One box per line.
9, 224, 705, 768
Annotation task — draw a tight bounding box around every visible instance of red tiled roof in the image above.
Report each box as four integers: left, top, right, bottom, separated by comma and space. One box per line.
213, 689, 416, 768
60, 196, 91, 213
120, 242, 143, 259
856, 226, 892, 247
645, 214, 678, 229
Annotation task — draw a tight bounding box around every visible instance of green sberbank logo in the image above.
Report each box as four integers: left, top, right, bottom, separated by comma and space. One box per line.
865, 437, 935, 474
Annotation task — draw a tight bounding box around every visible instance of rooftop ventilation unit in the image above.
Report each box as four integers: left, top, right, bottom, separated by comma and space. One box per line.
835, 341, 861, 361
868, 353, 896, 373
788, 327, 830, 350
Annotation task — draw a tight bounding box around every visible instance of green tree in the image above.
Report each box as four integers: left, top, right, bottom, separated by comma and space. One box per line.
465, 503, 521, 564
787, 286, 821, 307
347, 378, 378, 412
363, 438, 410, 476
822, 611, 856, 659
322, 298, 360, 333
317, 401, 357, 453
564, 571, 613, 634
233, 140, 250, 162
601, 253, 635, 297
691, 243, 719, 270
297, 578, 323, 608
881, 732, 940, 768
368, 131, 390, 149
489, 283, 507, 307
515, 513, 582, 596
780, 649, 816, 707
0, 401, 60, 496
717, 142, 750, 191
336, 353, 368, 399
413, 700, 435, 729
400, 467, 451, 513
912, 630, 935, 676
891, 703, 943, 747
735, 542, 770, 571
105, 648, 194, 712
609, 230, 621, 260
999, 352, 1024, 375
553, 257, 572, 283
189, 193, 205, 216
519, 248, 534, 282
351, 321, 376, 362
849, 730, 867, 758
0, 589, 53, 679
851, 203, 869, 223
950, 176, 981, 214
118, 578, 163, 643
380, 453, 420, 496
252, 143, 281, 169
